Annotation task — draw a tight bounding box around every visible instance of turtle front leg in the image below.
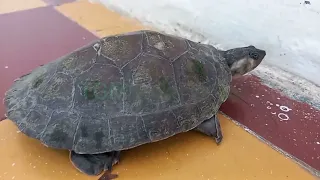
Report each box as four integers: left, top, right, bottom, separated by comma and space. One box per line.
69, 151, 121, 176
194, 115, 223, 145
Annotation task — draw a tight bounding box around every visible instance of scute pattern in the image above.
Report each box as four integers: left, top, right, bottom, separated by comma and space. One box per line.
40, 111, 79, 149
73, 113, 111, 153
5, 30, 232, 154
57, 45, 97, 77
142, 31, 188, 61
122, 53, 180, 114
5, 61, 56, 112
23, 110, 47, 138
73, 63, 123, 115
38, 72, 74, 110
108, 116, 149, 151
100, 33, 143, 67
186, 40, 231, 103
172, 52, 218, 104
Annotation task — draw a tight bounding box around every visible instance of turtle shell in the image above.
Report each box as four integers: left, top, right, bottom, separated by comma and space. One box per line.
4, 30, 231, 154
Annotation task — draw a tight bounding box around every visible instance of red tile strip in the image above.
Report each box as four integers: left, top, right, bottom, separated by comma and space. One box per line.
220, 74, 320, 171
0, 6, 98, 117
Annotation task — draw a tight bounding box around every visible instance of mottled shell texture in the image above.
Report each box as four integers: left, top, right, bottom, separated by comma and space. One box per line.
4, 30, 231, 154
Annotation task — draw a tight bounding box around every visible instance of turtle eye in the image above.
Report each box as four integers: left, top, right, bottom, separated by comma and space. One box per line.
249, 52, 259, 60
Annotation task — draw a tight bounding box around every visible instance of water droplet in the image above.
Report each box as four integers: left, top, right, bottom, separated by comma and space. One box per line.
12, 163, 15, 167
280, 106, 292, 112
278, 113, 289, 121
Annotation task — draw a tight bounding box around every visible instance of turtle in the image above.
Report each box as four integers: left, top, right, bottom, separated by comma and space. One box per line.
4, 30, 266, 176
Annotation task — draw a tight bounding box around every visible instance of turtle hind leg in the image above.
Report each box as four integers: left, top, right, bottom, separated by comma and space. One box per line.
103, 151, 121, 171
194, 115, 223, 145
69, 151, 121, 176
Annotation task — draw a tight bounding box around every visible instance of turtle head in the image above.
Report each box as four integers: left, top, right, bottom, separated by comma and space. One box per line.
223, 45, 266, 77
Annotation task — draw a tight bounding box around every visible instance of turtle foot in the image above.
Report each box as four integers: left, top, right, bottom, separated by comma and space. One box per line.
104, 151, 121, 171
98, 170, 119, 180
70, 151, 121, 176
194, 115, 223, 145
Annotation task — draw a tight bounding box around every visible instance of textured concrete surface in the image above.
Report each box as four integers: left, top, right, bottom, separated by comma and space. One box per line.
0, 0, 319, 179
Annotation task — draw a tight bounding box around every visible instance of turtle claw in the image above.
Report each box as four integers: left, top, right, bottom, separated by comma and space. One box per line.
215, 133, 223, 145
98, 170, 119, 180
194, 115, 223, 145
214, 116, 223, 145
104, 151, 121, 171
112, 151, 121, 166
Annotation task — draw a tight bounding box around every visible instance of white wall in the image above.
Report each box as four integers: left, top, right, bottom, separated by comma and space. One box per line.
91, 0, 320, 86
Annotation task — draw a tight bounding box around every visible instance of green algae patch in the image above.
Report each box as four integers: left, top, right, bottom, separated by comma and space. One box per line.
84, 89, 96, 100
192, 60, 207, 82
159, 77, 170, 93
